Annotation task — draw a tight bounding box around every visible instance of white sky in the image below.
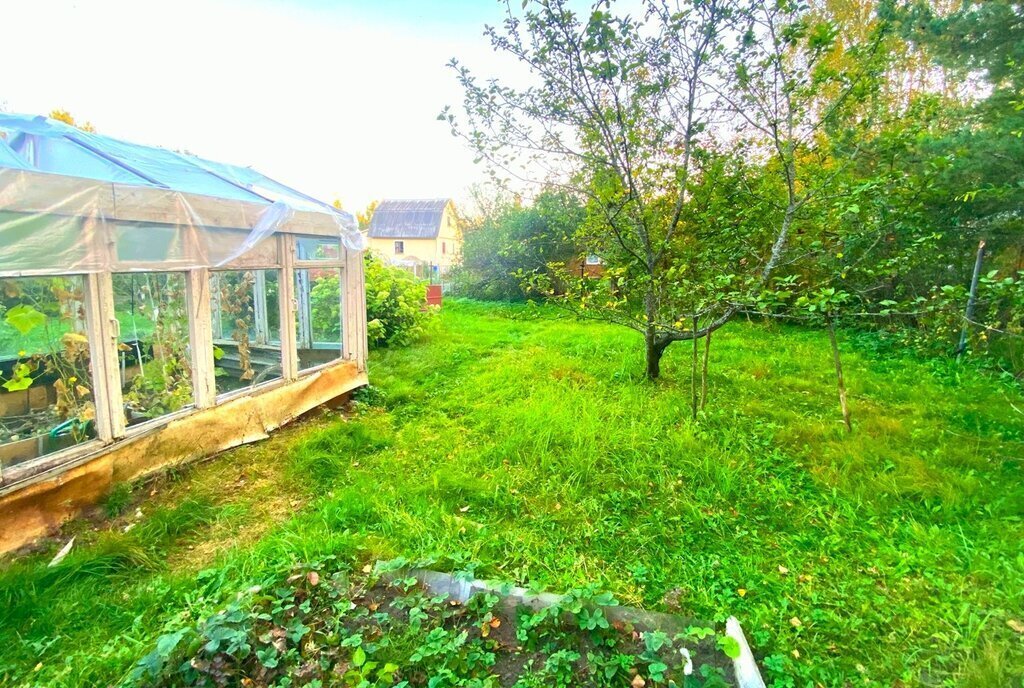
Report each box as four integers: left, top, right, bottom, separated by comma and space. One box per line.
1, 0, 516, 213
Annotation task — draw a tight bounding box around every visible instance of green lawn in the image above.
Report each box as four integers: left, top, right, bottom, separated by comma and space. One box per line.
1, 301, 1022, 687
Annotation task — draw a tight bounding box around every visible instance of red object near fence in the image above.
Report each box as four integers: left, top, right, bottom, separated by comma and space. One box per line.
426, 284, 443, 308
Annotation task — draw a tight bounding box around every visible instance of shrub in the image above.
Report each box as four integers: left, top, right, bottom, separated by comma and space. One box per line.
451, 190, 582, 301
364, 254, 433, 348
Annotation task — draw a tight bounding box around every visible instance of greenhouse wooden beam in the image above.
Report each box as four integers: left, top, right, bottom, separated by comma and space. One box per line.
279, 235, 300, 380
344, 247, 368, 371
84, 273, 124, 442
186, 269, 217, 408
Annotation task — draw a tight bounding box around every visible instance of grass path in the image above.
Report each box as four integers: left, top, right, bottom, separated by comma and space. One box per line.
1, 301, 1022, 687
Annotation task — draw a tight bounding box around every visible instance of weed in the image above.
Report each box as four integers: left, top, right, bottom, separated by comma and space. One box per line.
104, 482, 133, 518
134, 498, 219, 548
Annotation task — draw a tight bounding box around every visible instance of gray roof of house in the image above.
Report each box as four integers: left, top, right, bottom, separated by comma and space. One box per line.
368, 198, 451, 239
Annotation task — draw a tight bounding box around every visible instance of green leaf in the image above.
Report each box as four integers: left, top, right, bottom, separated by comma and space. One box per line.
133, 629, 188, 679
352, 646, 367, 667
686, 626, 715, 640
718, 635, 741, 660
5, 304, 46, 335
2, 376, 33, 392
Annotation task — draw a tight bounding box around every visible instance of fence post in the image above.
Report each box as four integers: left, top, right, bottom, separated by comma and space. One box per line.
956, 239, 986, 357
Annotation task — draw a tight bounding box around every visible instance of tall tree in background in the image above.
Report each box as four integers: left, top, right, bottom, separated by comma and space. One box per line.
795, 1, 1024, 367
357, 200, 380, 230
446, 0, 889, 378
917, 0, 1024, 265
48, 109, 95, 132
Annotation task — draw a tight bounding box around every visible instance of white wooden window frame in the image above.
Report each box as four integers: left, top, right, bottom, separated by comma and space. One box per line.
291, 235, 349, 376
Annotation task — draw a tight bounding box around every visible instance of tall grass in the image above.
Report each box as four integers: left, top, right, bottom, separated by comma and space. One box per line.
0, 300, 1021, 687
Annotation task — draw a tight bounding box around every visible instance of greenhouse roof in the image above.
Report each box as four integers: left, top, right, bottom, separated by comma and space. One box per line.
0, 113, 344, 217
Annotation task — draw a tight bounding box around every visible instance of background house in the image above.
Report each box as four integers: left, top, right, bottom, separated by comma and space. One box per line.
367, 199, 461, 279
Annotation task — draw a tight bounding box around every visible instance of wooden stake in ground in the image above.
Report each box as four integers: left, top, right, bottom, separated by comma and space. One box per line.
827, 318, 852, 433
700, 329, 712, 411
956, 238, 986, 357
691, 316, 699, 419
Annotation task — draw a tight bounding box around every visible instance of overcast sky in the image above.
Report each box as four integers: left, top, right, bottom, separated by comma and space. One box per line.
1, 0, 516, 212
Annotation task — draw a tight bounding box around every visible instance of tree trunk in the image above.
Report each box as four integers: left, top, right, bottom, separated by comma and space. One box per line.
645, 330, 664, 380
700, 328, 712, 411
827, 318, 852, 433
691, 317, 699, 419
956, 238, 986, 357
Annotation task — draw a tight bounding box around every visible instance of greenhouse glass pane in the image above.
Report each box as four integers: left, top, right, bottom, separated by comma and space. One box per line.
0, 276, 97, 469
112, 272, 194, 426
210, 270, 283, 395
294, 268, 342, 372
295, 237, 341, 262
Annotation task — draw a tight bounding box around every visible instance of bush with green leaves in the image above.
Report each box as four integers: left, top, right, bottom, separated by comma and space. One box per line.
306, 256, 432, 350
364, 254, 433, 348
450, 191, 582, 302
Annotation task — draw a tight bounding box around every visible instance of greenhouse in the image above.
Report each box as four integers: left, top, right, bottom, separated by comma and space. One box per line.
0, 114, 368, 550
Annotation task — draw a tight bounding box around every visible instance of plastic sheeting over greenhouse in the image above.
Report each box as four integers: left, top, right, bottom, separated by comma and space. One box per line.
0, 113, 364, 274
0, 114, 369, 531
